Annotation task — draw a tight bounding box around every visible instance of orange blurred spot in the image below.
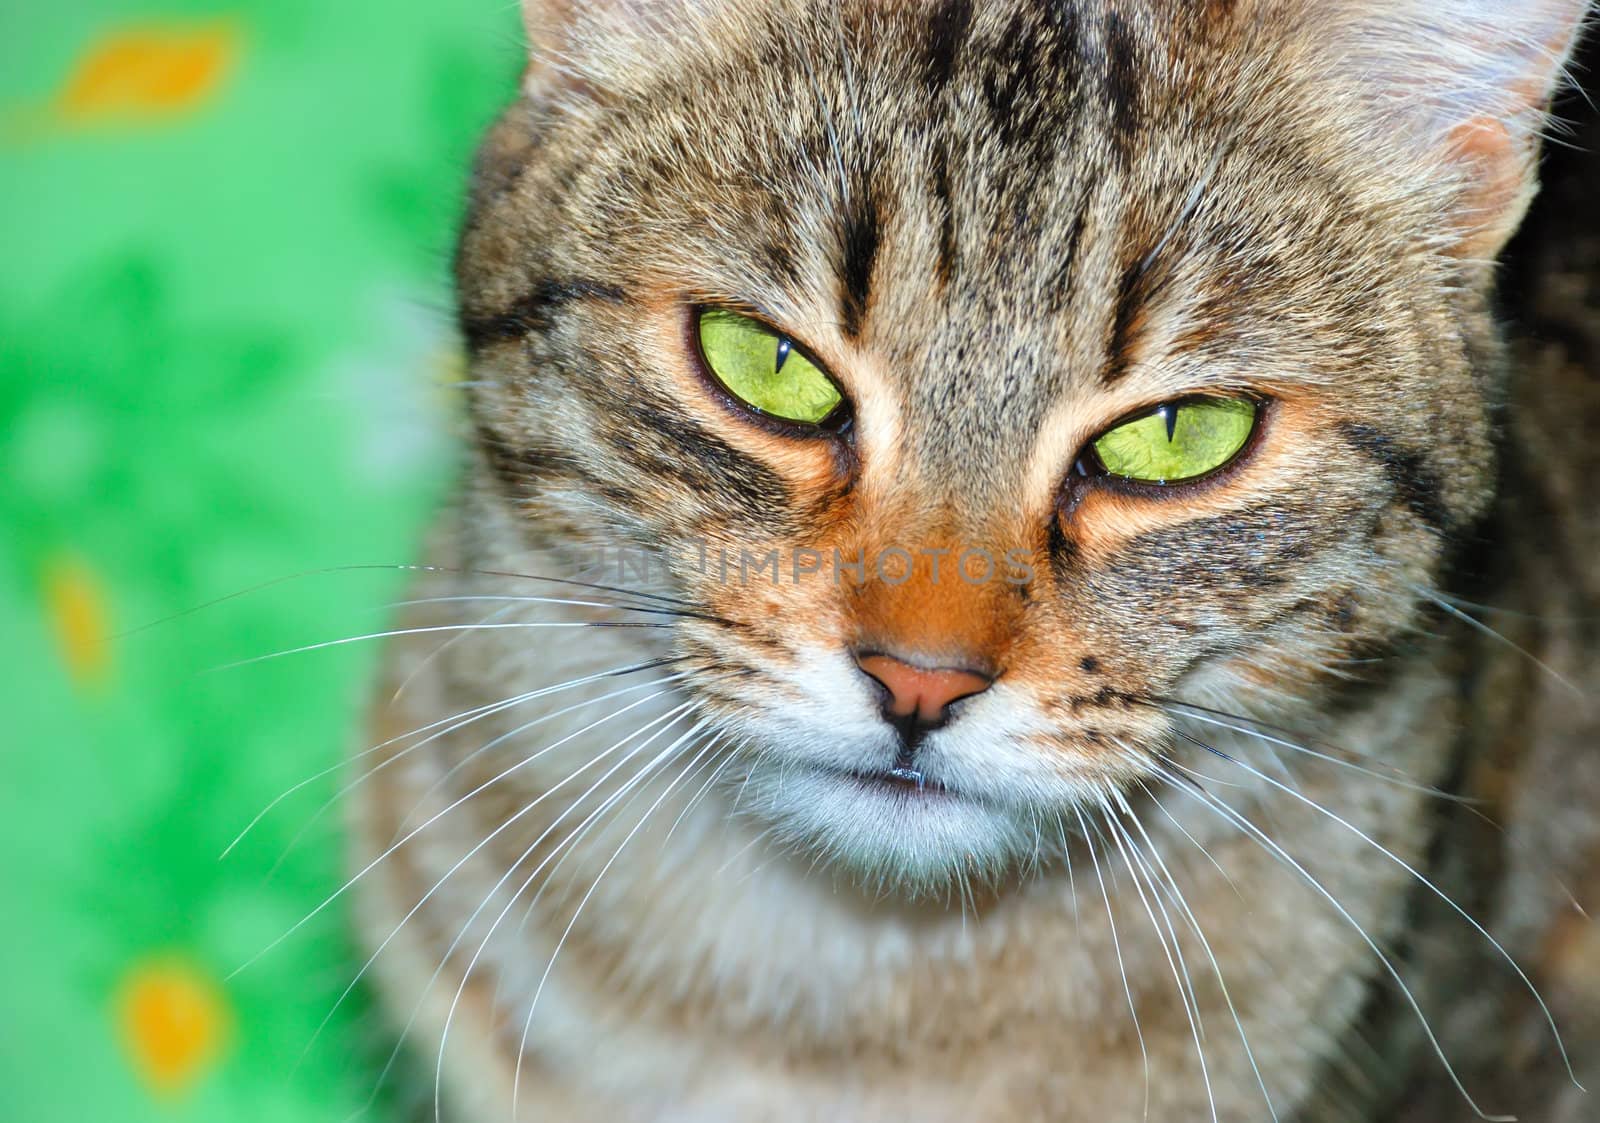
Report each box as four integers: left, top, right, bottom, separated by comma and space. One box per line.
43, 554, 111, 689
116, 958, 232, 1096
56, 24, 238, 123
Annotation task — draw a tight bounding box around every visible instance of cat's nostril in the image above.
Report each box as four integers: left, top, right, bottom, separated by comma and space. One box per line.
854, 652, 993, 729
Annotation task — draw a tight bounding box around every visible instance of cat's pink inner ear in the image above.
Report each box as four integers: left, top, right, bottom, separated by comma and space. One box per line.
1438, 13, 1587, 257
1443, 116, 1534, 261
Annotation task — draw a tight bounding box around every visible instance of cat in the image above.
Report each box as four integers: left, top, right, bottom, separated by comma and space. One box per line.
351, 1, 1600, 1119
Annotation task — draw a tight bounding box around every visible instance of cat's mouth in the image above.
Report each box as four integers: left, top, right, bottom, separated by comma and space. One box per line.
843, 766, 952, 798
743, 753, 1039, 889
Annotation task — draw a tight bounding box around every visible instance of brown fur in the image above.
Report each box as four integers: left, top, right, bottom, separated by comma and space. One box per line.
354, 2, 1600, 1119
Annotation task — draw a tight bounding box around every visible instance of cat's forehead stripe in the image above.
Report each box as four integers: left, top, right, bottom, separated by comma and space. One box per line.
1101, 10, 1142, 158
1101, 255, 1152, 388
922, 0, 975, 95
972, 3, 1084, 152
929, 146, 959, 287
838, 191, 881, 340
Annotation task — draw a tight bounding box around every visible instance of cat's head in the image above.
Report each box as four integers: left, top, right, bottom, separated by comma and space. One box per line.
457, 0, 1589, 892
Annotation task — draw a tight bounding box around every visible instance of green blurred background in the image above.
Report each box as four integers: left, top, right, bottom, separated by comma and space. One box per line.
1, 2, 521, 1117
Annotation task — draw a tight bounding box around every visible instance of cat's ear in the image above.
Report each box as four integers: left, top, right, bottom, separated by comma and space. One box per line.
519, 0, 616, 99
1317, 0, 1592, 258
519, 0, 702, 101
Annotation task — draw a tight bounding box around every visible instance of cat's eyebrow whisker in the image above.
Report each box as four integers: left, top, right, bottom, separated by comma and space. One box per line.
220, 656, 682, 860
1134, 136, 1232, 282
1182, 733, 1582, 1092
790, 19, 849, 205
1151, 761, 1517, 1122
342, 702, 700, 1112
435, 715, 710, 1123
1095, 798, 1218, 1123
230, 686, 691, 982
1074, 803, 1152, 1123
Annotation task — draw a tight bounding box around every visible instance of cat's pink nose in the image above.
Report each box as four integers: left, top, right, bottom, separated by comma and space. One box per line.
855, 653, 993, 727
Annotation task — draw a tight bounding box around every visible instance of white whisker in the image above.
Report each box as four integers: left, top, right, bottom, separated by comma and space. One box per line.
1156, 763, 1515, 1122
392, 670, 695, 834
436, 715, 708, 1122
1098, 799, 1217, 1123
300, 700, 697, 1086
510, 726, 720, 1120
229, 686, 685, 982
1416, 587, 1587, 705
208, 620, 672, 676
1160, 701, 1464, 802
1193, 739, 1580, 1091
388, 602, 516, 704
1116, 776, 1278, 1120
1076, 802, 1151, 1122
394, 593, 699, 620
239, 661, 680, 869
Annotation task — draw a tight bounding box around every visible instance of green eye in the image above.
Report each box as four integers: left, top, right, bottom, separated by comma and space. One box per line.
1091, 398, 1258, 484
696, 309, 844, 427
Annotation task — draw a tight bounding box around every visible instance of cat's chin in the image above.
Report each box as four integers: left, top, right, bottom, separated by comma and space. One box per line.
735, 761, 1042, 897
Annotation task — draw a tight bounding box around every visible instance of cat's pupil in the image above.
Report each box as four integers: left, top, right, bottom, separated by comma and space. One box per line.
1159, 404, 1178, 442
775, 336, 792, 373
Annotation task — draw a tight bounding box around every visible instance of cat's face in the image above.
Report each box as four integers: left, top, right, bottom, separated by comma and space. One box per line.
458, 0, 1575, 891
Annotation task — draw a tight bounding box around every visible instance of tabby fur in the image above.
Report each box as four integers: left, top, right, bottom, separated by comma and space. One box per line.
353, 2, 1600, 1119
